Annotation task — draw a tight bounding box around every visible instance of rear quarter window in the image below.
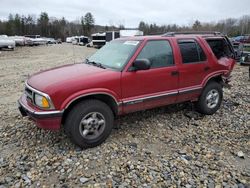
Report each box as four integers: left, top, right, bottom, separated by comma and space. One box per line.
178, 40, 206, 64
206, 39, 232, 59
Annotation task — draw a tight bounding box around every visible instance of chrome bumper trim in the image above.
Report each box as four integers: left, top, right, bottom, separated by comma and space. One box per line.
18, 98, 63, 119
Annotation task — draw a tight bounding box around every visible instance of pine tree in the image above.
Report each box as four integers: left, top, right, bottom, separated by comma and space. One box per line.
84, 12, 95, 36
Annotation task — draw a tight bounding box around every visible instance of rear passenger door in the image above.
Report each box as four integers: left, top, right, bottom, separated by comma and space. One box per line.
177, 39, 209, 102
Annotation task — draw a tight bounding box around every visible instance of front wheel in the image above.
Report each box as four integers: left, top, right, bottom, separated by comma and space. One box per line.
195, 82, 223, 115
64, 99, 114, 148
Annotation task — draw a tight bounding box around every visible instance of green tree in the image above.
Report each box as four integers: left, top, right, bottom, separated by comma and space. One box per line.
14, 14, 21, 35
138, 21, 152, 35
38, 12, 49, 36
119, 24, 125, 30
138, 21, 147, 34
84, 12, 95, 36
192, 20, 201, 31
105, 25, 109, 31
80, 16, 86, 34
6, 14, 14, 35
60, 17, 67, 39
25, 15, 36, 35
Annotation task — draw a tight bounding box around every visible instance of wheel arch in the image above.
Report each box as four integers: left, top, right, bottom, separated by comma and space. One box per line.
61, 93, 120, 125
205, 75, 223, 85
202, 72, 225, 87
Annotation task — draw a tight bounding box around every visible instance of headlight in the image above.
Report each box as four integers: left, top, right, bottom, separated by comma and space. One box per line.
34, 93, 50, 108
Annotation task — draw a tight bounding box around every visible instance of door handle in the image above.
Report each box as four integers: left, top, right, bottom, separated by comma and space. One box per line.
204, 66, 210, 71
171, 71, 179, 76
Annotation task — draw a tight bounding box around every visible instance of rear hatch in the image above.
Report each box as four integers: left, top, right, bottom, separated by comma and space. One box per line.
206, 36, 236, 76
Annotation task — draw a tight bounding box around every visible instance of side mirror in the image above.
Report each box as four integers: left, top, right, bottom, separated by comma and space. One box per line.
129, 59, 151, 71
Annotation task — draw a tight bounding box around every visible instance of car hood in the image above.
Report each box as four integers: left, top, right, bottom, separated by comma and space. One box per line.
27, 63, 111, 92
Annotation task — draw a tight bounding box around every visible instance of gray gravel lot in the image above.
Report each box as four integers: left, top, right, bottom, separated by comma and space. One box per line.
0, 44, 249, 187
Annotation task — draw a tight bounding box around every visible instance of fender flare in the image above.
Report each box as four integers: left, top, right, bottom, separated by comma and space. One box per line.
61, 88, 121, 110
201, 70, 227, 87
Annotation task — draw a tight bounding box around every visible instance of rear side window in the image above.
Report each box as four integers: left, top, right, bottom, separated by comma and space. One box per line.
206, 39, 232, 59
178, 40, 206, 64
136, 40, 174, 68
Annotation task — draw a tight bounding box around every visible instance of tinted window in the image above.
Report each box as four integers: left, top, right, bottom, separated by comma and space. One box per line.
136, 40, 174, 68
178, 40, 206, 64
206, 39, 232, 59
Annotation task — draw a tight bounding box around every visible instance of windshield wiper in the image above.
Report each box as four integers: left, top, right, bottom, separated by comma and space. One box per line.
85, 59, 106, 69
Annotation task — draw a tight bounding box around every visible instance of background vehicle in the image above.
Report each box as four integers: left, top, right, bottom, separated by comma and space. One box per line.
239, 35, 250, 44
66, 37, 74, 43
24, 35, 47, 45
57, 38, 62, 44
78, 36, 89, 46
232, 35, 244, 42
91, 32, 106, 48
43, 37, 57, 44
120, 29, 143, 37
71, 36, 89, 46
0, 35, 15, 50
24, 37, 34, 46
91, 30, 143, 48
8, 36, 26, 46
18, 32, 236, 148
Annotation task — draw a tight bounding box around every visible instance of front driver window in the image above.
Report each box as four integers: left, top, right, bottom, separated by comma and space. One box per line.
136, 40, 174, 68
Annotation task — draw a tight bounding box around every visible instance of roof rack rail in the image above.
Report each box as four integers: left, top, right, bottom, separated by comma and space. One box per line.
162, 31, 221, 37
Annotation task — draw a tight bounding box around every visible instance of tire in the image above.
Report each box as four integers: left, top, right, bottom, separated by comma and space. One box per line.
195, 82, 223, 115
64, 99, 114, 148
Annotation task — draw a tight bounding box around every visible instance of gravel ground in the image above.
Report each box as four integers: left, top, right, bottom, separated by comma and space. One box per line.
0, 44, 249, 187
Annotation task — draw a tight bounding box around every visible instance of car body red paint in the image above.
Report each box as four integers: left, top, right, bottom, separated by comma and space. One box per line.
18, 34, 236, 130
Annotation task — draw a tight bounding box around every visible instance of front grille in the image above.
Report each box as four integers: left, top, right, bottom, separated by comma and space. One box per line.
24, 83, 54, 109
25, 87, 33, 103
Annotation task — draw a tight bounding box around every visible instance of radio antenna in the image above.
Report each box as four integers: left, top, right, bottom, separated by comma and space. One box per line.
72, 40, 76, 64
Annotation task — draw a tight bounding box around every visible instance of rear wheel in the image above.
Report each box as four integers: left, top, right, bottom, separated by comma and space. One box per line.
196, 82, 223, 115
64, 99, 114, 148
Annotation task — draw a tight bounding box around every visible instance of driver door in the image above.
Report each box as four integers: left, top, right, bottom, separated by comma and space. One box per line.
121, 40, 179, 113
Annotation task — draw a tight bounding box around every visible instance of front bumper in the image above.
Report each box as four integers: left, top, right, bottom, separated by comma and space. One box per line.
18, 94, 63, 130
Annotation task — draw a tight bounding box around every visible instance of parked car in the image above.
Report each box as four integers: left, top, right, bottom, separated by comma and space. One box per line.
232, 35, 244, 42
78, 36, 89, 46
0, 35, 15, 50
18, 32, 236, 148
239, 35, 250, 44
24, 37, 34, 46
57, 38, 62, 44
24, 35, 47, 45
86, 41, 93, 48
8, 36, 26, 46
240, 45, 250, 80
71, 37, 78, 45
43, 37, 57, 44
66, 37, 74, 43
91, 32, 106, 48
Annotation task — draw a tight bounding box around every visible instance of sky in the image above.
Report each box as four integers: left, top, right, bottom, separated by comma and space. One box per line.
0, 0, 250, 27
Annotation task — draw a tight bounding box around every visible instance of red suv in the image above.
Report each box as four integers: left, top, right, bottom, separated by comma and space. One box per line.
18, 32, 235, 148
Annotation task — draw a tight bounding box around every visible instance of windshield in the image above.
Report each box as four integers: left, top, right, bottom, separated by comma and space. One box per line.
88, 40, 140, 70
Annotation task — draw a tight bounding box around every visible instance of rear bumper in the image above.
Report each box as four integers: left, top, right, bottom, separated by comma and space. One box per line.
18, 95, 63, 130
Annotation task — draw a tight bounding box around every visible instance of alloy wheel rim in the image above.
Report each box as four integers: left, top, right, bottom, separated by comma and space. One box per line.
206, 89, 219, 109
79, 112, 106, 140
